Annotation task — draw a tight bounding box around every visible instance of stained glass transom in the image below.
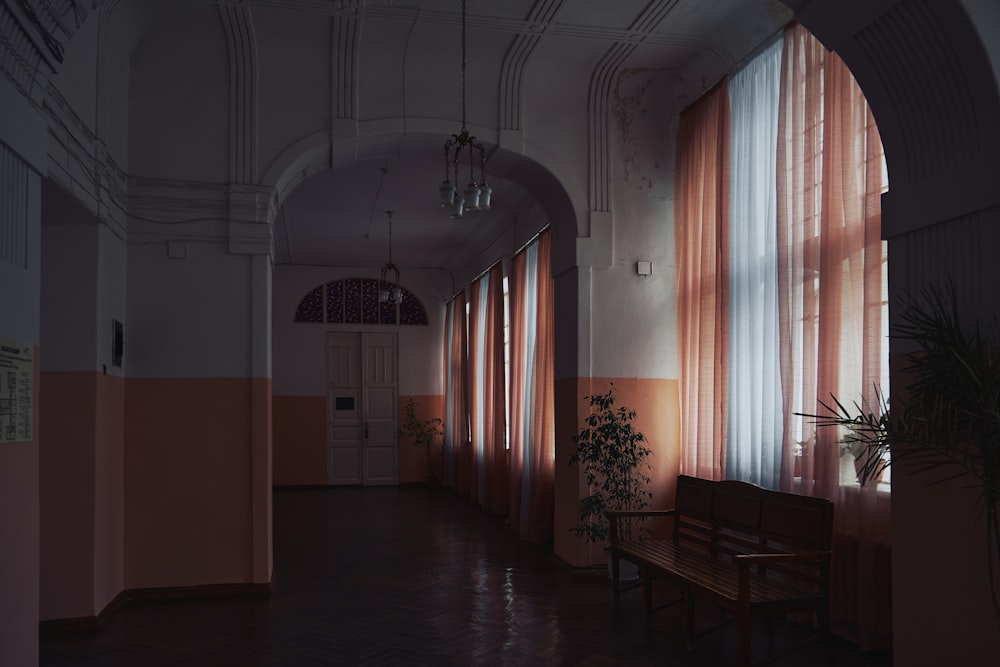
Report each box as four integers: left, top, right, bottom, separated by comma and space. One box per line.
293, 278, 429, 325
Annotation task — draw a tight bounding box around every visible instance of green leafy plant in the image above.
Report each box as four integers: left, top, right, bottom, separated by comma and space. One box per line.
569, 384, 653, 543
808, 387, 891, 485
800, 282, 1000, 629
400, 398, 444, 483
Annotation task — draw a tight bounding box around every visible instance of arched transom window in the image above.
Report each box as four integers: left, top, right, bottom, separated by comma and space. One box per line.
294, 278, 429, 325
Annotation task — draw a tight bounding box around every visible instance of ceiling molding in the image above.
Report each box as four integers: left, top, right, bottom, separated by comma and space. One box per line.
220, 3, 259, 185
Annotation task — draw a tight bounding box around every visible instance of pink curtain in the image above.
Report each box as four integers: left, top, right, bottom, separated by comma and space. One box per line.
508, 229, 555, 542
508, 251, 527, 534
467, 264, 508, 514
675, 83, 730, 481
444, 291, 469, 490
776, 24, 890, 648
675, 25, 890, 649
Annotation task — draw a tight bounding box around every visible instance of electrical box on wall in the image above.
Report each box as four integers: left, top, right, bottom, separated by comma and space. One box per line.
111, 319, 123, 367
636, 260, 652, 276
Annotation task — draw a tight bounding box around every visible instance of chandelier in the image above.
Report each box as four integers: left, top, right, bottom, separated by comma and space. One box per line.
438, 0, 492, 219
379, 210, 403, 305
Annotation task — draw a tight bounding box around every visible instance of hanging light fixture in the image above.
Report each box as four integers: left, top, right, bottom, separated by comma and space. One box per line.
379, 210, 403, 305
438, 0, 492, 219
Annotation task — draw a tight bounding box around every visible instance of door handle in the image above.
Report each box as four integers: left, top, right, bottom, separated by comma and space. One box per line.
364, 422, 369, 438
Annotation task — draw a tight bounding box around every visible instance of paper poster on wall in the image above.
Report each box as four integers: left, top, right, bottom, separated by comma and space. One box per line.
0, 337, 33, 443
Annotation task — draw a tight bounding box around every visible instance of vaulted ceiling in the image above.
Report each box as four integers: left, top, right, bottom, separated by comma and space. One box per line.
121, 0, 791, 280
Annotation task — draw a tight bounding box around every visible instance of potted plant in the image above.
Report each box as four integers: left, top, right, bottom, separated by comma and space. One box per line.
400, 397, 444, 485
800, 283, 1000, 628
569, 384, 652, 577
812, 390, 891, 485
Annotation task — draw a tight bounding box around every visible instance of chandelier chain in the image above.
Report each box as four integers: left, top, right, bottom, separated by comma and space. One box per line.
460, 0, 467, 131
386, 210, 394, 265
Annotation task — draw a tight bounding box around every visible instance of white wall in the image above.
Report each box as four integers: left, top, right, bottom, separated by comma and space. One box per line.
127, 1, 228, 182
255, 6, 332, 173
590, 67, 679, 380
126, 240, 255, 378
40, 223, 99, 372
96, 225, 128, 375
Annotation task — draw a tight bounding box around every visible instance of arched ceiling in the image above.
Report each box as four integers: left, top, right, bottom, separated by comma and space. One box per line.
126, 0, 791, 280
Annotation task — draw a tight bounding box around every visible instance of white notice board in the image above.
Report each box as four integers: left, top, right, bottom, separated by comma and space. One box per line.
0, 337, 33, 443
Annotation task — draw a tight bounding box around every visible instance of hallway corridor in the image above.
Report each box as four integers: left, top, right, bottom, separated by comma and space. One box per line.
40, 486, 891, 666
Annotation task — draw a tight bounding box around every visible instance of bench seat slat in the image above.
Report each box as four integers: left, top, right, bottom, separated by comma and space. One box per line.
606, 475, 834, 667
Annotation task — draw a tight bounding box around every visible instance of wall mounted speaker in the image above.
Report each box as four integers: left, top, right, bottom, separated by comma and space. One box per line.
112, 319, 123, 367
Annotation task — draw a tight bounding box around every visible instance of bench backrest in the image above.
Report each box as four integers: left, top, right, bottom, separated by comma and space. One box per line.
673, 474, 833, 560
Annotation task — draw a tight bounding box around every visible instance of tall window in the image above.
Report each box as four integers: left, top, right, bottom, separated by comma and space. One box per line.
675, 25, 890, 648
677, 27, 887, 493
442, 230, 554, 542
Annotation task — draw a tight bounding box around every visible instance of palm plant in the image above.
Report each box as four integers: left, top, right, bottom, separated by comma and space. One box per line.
800, 282, 1000, 629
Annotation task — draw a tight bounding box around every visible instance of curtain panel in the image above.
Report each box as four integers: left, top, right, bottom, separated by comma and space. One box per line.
777, 24, 890, 648
444, 291, 469, 489
726, 35, 784, 489
507, 229, 556, 542
675, 24, 890, 649
675, 82, 731, 481
467, 264, 509, 514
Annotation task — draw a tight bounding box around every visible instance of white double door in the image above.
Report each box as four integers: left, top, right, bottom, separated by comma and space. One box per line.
325, 332, 398, 486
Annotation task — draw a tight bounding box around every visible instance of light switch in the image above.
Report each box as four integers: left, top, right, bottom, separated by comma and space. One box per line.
636, 260, 652, 276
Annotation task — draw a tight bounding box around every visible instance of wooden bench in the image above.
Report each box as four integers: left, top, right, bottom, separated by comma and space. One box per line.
607, 474, 834, 667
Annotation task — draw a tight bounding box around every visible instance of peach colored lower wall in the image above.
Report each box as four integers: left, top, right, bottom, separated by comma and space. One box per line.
40, 371, 126, 621
554, 377, 680, 568
40, 371, 98, 620
398, 394, 446, 484
94, 372, 125, 612
273, 395, 326, 485
124, 377, 270, 590
0, 346, 40, 667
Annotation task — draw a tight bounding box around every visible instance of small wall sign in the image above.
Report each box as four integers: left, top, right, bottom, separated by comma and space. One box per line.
0, 336, 33, 443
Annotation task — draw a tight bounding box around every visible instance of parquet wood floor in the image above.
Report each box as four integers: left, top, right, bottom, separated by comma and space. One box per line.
40, 486, 892, 666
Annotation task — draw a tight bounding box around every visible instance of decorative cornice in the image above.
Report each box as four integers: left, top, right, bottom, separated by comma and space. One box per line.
1, 0, 95, 105
498, 0, 567, 132
128, 176, 275, 257
219, 0, 728, 63
44, 81, 129, 238
331, 0, 360, 122
220, 2, 258, 185
1, 1, 49, 100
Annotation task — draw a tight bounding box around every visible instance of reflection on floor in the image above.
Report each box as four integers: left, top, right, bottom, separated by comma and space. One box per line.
41, 485, 892, 666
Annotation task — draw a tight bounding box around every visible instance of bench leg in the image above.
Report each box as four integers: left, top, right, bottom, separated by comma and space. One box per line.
682, 589, 695, 650
611, 552, 621, 609
818, 603, 833, 666
738, 606, 752, 667
643, 570, 653, 628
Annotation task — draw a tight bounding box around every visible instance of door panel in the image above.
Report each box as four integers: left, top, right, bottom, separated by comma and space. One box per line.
326, 334, 362, 485
363, 333, 398, 485
326, 332, 398, 486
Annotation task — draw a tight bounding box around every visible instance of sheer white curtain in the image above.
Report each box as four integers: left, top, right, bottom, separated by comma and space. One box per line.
726, 36, 784, 488
471, 275, 490, 499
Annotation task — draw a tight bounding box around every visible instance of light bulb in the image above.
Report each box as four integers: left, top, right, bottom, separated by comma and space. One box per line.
439, 180, 456, 207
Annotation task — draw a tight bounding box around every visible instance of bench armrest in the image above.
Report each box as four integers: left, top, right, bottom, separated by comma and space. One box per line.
605, 509, 677, 520
606, 509, 676, 543
732, 550, 832, 566
733, 551, 833, 602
